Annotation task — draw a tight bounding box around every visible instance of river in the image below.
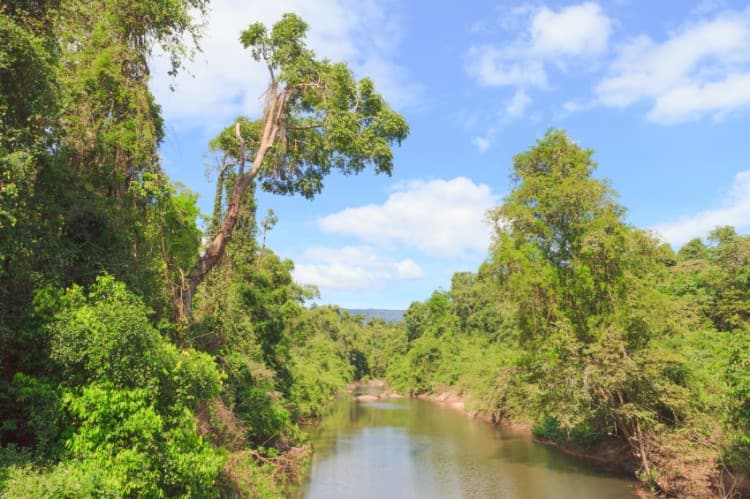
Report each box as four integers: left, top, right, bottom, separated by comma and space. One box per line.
300, 394, 637, 498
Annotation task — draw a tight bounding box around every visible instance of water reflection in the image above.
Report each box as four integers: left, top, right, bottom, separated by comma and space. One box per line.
302, 396, 636, 498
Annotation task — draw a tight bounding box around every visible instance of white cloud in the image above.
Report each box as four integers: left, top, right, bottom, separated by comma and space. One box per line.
395, 259, 424, 279
293, 262, 374, 290
647, 73, 750, 124
467, 47, 549, 88
472, 136, 491, 153
530, 3, 612, 57
505, 89, 531, 119
652, 170, 750, 246
318, 177, 499, 258
149, 0, 418, 132
466, 2, 612, 89
562, 100, 587, 113
596, 11, 750, 123
304, 245, 380, 266
292, 245, 424, 290
692, 0, 727, 16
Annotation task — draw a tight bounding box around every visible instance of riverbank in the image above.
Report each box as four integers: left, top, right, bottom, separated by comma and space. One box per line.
417, 389, 640, 476
350, 382, 619, 454
343, 380, 749, 497
349, 381, 649, 494
304, 386, 638, 498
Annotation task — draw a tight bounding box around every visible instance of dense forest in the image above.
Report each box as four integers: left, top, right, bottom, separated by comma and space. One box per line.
382, 130, 750, 497
0, 2, 405, 496
2, 1, 749, 498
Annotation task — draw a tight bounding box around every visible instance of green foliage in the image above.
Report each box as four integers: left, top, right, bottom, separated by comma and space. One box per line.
387, 335, 449, 393
47, 275, 223, 410
0, 275, 227, 495
533, 416, 599, 448
217, 450, 304, 498
3, 384, 223, 498
533, 415, 567, 442
149, 181, 203, 287
3, 459, 122, 498
677, 238, 709, 260
0, 445, 32, 493
288, 332, 352, 418
213, 13, 410, 200
488, 129, 630, 343
727, 329, 750, 466
50, 275, 164, 389
1, 4, 407, 497
0, 2, 64, 400
191, 196, 304, 445
0, 7, 56, 154
385, 130, 744, 495
285, 306, 368, 417
161, 344, 226, 411
7, 374, 62, 456
63, 385, 222, 497
361, 319, 408, 379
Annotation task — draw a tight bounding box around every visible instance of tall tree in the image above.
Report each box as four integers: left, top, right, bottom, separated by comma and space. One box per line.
487, 130, 695, 483
488, 128, 628, 343
177, 13, 409, 320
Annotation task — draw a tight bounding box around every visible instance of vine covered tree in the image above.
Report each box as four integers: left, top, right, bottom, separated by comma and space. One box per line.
178, 13, 409, 319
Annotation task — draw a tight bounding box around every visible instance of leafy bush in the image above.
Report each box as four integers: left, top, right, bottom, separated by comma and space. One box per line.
289, 332, 352, 418
49, 275, 224, 405
570, 422, 600, 448
533, 415, 566, 442
49, 275, 165, 390
8, 373, 62, 456
727, 328, 750, 468
8, 276, 227, 495
3, 384, 224, 498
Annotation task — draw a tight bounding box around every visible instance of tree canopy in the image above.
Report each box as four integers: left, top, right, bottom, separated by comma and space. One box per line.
179, 13, 409, 319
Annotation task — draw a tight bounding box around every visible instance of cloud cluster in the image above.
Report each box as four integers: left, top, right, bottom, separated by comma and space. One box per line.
466, 2, 612, 149
466, 3, 612, 89
149, 0, 419, 132
530, 3, 612, 57
318, 177, 498, 258
467, 3, 750, 149
596, 12, 750, 123
294, 177, 499, 290
292, 246, 424, 290
652, 170, 750, 246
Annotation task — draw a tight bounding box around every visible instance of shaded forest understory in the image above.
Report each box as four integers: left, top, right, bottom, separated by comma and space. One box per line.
1, 2, 748, 498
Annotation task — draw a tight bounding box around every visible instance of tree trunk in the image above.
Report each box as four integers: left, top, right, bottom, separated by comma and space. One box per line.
634, 419, 652, 480
178, 169, 255, 320
175, 87, 287, 322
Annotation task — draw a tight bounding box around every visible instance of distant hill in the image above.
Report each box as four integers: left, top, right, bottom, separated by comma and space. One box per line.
345, 309, 405, 323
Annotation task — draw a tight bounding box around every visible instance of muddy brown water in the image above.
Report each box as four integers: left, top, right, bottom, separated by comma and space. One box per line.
300, 394, 637, 498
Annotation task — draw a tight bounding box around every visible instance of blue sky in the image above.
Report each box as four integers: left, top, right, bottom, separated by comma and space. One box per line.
150, 0, 750, 309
